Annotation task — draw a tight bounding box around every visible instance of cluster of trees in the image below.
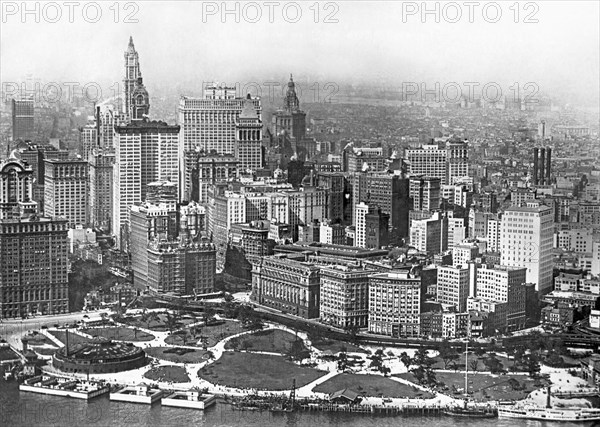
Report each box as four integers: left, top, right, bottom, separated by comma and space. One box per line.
368, 349, 391, 376
400, 348, 437, 387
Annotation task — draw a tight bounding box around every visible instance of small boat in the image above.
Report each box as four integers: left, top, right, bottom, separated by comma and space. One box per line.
443, 401, 497, 418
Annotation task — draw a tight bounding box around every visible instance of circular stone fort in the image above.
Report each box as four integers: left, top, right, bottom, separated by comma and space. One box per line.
53, 337, 148, 374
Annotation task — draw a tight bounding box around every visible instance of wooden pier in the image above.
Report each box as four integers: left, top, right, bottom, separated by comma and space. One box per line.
299, 402, 445, 416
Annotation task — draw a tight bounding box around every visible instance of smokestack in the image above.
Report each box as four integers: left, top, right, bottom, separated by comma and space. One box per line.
546, 147, 552, 184
539, 148, 545, 185
533, 148, 539, 185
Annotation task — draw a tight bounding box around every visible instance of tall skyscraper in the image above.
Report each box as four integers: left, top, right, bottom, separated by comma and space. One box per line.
437, 266, 470, 312
272, 75, 306, 142
123, 36, 149, 121
500, 201, 554, 294
0, 153, 69, 318
354, 202, 369, 248
113, 120, 180, 249
43, 158, 89, 227
79, 119, 97, 161
352, 172, 410, 238
11, 97, 34, 141
89, 149, 114, 231
409, 176, 441, 211
235, 95, 263, 172
178, 87, 262, 201
405, 140, 469, 185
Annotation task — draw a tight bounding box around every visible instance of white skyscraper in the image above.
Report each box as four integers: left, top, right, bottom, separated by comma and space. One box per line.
178, 86, 262, 200
355, 202, 369, 248
500, 201, 553, 294
113, 121, 180, 250
437, 266, 470, 312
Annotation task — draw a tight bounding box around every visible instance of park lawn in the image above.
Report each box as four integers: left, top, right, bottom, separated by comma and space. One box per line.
166, 320, 245, 348
313, 373, 434, 399
48, 330, 92, 345
198, 352, 326, 390
144, 365, 190, 383
224, 329, 307, 354
145, 347, 213, 364
0, 346, 20, 361
120, 313, 196, 332
430, 351, 527, 373
82, 327, 155, 342
397, 371, 544, 402
24, 332, 55, 346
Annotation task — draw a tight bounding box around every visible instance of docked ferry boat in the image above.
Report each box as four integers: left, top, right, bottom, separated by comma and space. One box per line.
498, 405, 600, 422
498, 386, 600, 422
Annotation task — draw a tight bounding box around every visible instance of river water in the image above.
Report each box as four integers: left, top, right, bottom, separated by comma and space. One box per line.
3, 379, 592, 427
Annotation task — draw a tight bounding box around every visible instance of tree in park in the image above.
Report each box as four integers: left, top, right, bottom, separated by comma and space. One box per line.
399, 351, 412, 370
369, 349, 391, 376
337, 352, 349, 372
165, 312, 180, 334
411, 348, 437, 386
344, 324, 360, 344
287, 339, 309, 361
469, 358, 479, 372
524, 353, 541, 378
438, 340, 459, 369
203, 306, 216, 324
483, 352, 503, 374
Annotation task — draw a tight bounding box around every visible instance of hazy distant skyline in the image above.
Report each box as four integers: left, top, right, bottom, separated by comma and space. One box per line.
1, 1, 598, 105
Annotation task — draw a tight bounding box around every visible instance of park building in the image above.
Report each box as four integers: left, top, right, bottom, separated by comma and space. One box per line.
319, 264, 374, 329
251, 254, 321, 319
368, 271, 421, 338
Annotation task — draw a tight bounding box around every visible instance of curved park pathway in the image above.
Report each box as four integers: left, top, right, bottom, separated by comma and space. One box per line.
38, 315, 470, 406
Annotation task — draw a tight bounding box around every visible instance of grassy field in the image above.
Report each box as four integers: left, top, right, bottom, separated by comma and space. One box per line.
0, 346, 20, 361
198, 352, 326, 390
82, 327, 155, 342
48, 330, 92, 345
430, 351, 524, 372
145, 347, 213, 364
397, 371, 544, 401
144, 365, 190, 383
166, 320, 244, 348
224, 329, 307, 354
120, 313, 196, 332
313, 373, 434, 399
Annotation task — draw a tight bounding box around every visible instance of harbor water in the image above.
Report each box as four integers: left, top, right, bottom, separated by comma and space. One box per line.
3, 380, 597, 427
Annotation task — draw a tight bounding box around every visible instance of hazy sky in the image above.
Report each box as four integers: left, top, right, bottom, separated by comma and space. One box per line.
1, 1, 598, 103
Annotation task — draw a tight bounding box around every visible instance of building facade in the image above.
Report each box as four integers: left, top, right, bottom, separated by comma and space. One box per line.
368, 271, 421, 337
320, 265, 372, 328
500, 201, 554, 294
251, 255, 320, 319
43, 158, 89, 227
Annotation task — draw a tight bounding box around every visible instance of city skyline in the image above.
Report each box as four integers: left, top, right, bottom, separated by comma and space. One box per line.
1, 1, 599, 107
